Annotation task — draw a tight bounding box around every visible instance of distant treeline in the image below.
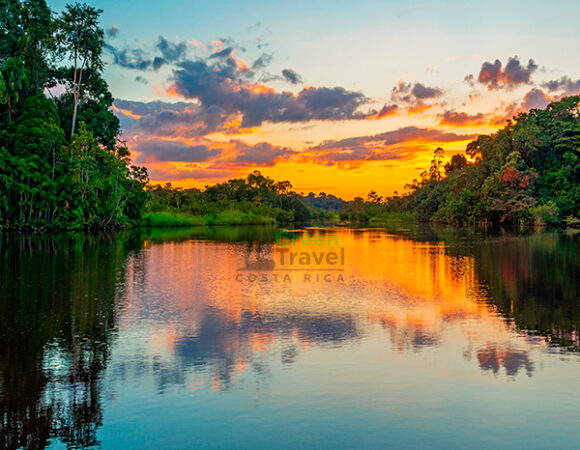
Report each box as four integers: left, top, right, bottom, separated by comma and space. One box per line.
144, 171, 340, 226
341, 96, 580, 228
0, 1, 148, 230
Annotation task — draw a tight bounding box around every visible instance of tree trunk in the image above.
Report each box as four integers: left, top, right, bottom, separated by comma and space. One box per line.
70, 50, 83, 136
71, 91, 78, 136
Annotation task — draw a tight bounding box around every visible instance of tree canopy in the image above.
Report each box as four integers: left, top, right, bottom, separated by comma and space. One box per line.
341, 96, 580, 228
0, 1, 147, 230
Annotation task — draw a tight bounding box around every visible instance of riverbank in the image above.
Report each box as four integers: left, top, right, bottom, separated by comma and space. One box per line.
141, 211, 276, 227
368, 211, 417, 224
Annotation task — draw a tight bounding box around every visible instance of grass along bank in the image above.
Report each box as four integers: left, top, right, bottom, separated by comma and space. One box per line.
141, 211, 276, 227
368, 211, 417, 224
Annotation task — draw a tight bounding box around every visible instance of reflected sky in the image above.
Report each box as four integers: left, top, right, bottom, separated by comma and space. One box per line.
1, 228, 580, 448
114, 229, 556, 386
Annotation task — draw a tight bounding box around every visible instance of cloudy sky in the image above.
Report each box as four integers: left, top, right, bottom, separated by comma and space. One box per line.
51, 0, 580, 198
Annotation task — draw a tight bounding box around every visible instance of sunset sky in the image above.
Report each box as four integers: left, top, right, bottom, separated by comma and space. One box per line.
52, 0, 580, 198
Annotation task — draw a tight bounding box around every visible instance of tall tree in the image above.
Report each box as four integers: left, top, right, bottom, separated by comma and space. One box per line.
429, 147, 445, 182
54, 3, 104, 137
0, 57, 28, 121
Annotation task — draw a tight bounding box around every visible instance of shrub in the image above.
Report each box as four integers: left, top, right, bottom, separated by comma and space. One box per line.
528, 202, 560, 226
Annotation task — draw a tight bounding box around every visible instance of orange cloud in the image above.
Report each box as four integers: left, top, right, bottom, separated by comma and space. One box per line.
111, 104, 142, 120
374, 104, 399, 120
407, 102, 432, 115
438, 110, 487, 127
152, 84, 181, 98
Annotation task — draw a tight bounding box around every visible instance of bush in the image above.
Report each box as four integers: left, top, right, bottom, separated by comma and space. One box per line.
564, 215, 580, 228
529, 202, 560, 226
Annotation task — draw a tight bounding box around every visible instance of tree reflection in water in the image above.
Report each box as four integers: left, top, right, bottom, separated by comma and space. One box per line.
0, 226, 579, 447
0, 232, 141, 448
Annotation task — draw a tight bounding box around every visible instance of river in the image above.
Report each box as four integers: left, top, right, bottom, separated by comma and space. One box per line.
1, 225, 579, 448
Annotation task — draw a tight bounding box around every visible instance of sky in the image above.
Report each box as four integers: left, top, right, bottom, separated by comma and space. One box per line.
50, 0, 580, 198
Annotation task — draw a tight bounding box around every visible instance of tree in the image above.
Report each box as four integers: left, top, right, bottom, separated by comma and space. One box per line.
54, 3, 104, 137
376, 96, 580, 226
1, 93, 63, 227
367, 190, 383, 204
444, 154, 468, 175
19, 0, 53, 90
429, 147, 445, 181
0, 2, 148, 230
0, 0, 26, 62
0, 57, 28, 121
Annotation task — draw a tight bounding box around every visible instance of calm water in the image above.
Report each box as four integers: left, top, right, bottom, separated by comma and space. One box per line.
1, 225, 580, 449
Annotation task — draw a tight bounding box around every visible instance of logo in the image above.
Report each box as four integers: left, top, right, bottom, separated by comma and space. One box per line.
236, 231, 345, 283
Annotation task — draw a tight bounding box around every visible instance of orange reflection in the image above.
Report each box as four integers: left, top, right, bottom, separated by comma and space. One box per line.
120, 229, 549, 390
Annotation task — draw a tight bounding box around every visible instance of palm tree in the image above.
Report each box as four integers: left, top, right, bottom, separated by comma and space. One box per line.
0, 58, 28, 122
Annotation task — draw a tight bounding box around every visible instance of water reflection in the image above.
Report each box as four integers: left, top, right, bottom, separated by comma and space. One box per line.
1, 226, 579, 448
0, 233, 141, 448
472, 343, 535, 377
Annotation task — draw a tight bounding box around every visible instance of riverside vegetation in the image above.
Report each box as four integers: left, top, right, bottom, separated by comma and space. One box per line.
143, 171, 339, 227
1, 2, 579, 230
0, 1, 148, 230
341, 96, 580, 229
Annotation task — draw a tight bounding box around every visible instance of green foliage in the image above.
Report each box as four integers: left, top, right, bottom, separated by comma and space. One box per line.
141, 210, 276, 228
142, 211, 207, 227
145, 171, 332, 227
368, 211, 417, 223
0, 1, 148, 230
302, 191, 344, 211
0, 0, 52, 91
353, 96, 580, 227
529, 201, 560, 226
0, 57, 29, 121
444, 154, 468, 175
54, 2, 104, 136
207, 210, 276, 226
565, 216, 580, 228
